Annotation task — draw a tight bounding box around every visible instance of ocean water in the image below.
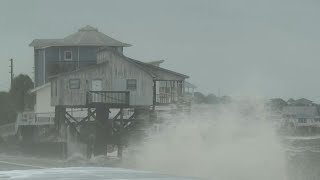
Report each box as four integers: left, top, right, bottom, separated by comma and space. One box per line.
127, 101, 288, 180
2, 101, 320, 180
285, 137, 320, 180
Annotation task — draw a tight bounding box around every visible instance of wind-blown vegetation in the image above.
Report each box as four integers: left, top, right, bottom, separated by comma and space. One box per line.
0, 74, 34, 125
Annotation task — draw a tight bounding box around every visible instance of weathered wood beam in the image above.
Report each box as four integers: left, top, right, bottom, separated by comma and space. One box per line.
113, 110, 122, 120
78, 109, 96, 126
65, 111, 79, 123
64, 115, 80, 136
129, 112, 136, 120
118, 108, 124, 158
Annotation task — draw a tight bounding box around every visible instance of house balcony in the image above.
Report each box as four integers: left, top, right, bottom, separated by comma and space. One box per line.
154, 80, 186, 107
17, 112, 55, 126
155, 93, 179, 105
86, 91, 130, 107
0, 122, 18, 137
47, 60, 97, 77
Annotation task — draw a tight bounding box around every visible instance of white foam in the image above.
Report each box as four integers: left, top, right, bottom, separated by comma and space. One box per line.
284, 135, 320, 140
0, 167, 194, 179
127, 102, 287, 180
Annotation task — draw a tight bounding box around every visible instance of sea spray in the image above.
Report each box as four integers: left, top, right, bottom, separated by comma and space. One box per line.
127, 100, 287, 180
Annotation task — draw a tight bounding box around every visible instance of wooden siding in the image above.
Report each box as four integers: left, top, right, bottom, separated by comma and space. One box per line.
54, 64, 108, 106
34, 49, 39, 87
51, 49, 154, 107
34, 46, 100, 87
37, 49, 45, 86
106, 51, 154, 106
45, 47, 60, 62
51, 80, 58, 106
79, 46, 99, 61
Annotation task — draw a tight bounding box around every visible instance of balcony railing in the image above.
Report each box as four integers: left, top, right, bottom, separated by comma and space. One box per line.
47, 60, 97, 76
156, 93, 179, 104
87, 91, 130, 107
0, 122, 17, 137
17, 112, 55, 126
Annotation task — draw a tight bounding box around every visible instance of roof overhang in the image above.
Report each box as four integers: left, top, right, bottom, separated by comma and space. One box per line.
30, 26, 131, 49
29, 83, 51, 94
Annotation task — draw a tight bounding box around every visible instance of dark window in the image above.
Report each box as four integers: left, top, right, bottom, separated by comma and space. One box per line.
127, 79, 137, 90
298, 118, 306, 123
160, 87, 166, 93
69, 79, 80, 89
64, 51, 72, 60
160, 87, 170, 93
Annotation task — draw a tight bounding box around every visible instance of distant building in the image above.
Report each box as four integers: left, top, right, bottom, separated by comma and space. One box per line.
282, 106, 320, 128
287, 98, 314, 106
287, 98, 295, 105
267, 98, 288, 111
184, 81, 197, 97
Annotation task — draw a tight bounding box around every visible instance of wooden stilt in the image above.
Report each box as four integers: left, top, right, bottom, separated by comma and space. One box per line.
117, 108, 124, 158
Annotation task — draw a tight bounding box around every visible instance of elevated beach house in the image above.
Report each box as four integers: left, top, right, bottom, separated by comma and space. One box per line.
21, 25, 189, 126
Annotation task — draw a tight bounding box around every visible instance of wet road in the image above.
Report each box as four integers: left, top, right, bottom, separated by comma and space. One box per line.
0, 161, 43, 171
0, 154, 59, 171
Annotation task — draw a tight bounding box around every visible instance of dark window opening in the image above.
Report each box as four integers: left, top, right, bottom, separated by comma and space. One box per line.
127, 79, 137, 90
64, 51, 72, 60
69, 79, 80, 89
298, 118, 306, 123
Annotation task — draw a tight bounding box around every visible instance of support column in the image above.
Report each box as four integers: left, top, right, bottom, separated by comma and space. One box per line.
54, 106, 66, 136
117, 108, 124, 158
94, 104, 110, 156
54, 106, 67, 159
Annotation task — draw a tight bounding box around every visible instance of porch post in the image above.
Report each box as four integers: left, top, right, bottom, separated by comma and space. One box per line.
182, 80, 185, 97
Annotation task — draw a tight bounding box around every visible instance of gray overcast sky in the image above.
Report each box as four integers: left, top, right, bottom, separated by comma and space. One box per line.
1, 0, 320, 101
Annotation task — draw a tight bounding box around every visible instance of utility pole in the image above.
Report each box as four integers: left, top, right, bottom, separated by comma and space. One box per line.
9, 58, 13, 90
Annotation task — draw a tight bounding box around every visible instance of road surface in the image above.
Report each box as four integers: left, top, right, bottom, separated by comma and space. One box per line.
0, 160, 44, 171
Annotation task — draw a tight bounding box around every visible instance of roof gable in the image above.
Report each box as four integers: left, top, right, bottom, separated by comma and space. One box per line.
97, 47, 189, 80
50, 48, 189, 82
